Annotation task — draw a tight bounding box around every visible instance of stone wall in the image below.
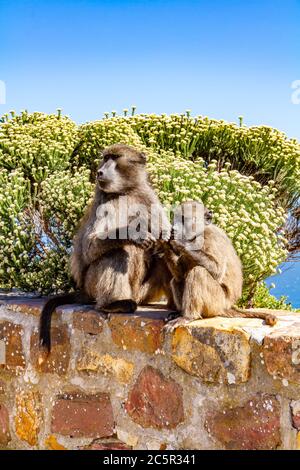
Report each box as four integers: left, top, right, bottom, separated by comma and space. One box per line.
1, 294, 300, 450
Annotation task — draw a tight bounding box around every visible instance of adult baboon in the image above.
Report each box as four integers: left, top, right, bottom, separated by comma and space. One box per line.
39, 144, 173, 356
160, 201, 277, 326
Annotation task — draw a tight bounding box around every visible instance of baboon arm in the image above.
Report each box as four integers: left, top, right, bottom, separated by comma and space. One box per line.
165, 252, 181, 281
191, 250, 221, 281
170, 240, 221, 281
158, 242, 182, 281
83, 224, 154, 266
71, 229, 119, 287
83, 233, 129, 265
70, 252, 84, 288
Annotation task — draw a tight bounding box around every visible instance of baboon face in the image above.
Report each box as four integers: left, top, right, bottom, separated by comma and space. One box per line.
174, 201, 212, 241
97, 144, 146, 194
204, 207, 213, 225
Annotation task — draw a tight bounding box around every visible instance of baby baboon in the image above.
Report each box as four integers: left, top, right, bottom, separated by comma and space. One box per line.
161, 201, 277, 326
39, 144, 173, 356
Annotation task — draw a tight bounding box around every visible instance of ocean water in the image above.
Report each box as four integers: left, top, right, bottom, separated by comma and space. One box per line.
266, 262, 300, 309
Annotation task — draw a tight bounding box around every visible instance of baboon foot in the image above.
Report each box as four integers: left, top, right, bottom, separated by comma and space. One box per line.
164, 315, 195, 333
101, 299, 138, 314
166, 311, 181, 322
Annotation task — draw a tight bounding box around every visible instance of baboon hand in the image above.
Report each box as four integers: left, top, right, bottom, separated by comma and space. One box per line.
86, 230, 100, 249
87, 231, 97, 241
131, 231, 156, 250
169, 239, 186, 254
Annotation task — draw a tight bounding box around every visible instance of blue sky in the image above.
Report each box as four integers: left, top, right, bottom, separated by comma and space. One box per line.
0, 0, 300, 139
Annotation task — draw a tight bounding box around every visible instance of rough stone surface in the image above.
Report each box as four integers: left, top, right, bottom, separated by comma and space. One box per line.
72, 309, 104, 334
0, 296, 300, 450
0, 297, 45, 316
263, 327, 300, 384
172, 318, 251, 384
205, 394, 281, 450
31, 325, 70, 376
44, 435, 67, 450
51, 393, 114, 438
77, 350, 134, 383
116, 428, 139, 447
109, 315, 165, 354
0, 321, 25, 369
125, 365, 184, 429
0, 404, 11, 445
15, 391, 42, 446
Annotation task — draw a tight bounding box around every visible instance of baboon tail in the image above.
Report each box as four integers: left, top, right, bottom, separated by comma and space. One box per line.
227, 307, 277, 326
39, 292, 90, 356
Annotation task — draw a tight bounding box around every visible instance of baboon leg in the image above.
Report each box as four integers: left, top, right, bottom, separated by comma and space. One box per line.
166, 296, 178, 311
165, 280, 188, 329
139, 255, 176, 308
182, 267, 229, 320
162, 275, 178, 310
85, 250, 135, 311
142, 278, 177, 309
170, 278, 184, 312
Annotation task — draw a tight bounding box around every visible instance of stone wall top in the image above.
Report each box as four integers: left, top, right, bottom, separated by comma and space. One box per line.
1, 294, 300, 449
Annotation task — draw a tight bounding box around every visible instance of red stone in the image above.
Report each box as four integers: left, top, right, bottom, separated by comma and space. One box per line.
263, 333, 300, 383
205, 394, 281, 450
0, 322, 25, 369
125, 365, 184, 429
51, 393, 114, 438
0, 404, 11, 445
109, 315, 165, 354
73, 309, 104, 334
31, 325, 70, 376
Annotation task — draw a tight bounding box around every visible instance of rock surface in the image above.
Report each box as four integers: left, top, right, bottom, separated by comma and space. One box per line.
51, 393, 114, 438
205, 394, 281, 450
172, 318, 251, 384
0, 295, 299, 449
125, 365, 184, 429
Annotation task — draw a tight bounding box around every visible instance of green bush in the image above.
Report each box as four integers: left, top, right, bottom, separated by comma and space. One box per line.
0, 110, 299, 304
0, 111, 78, 180
0, 111, 91, 293
130, 113, 300, 210
251, 282, 294, 311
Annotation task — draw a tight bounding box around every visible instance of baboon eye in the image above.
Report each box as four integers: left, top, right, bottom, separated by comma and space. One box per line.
103, 154, 118, 162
